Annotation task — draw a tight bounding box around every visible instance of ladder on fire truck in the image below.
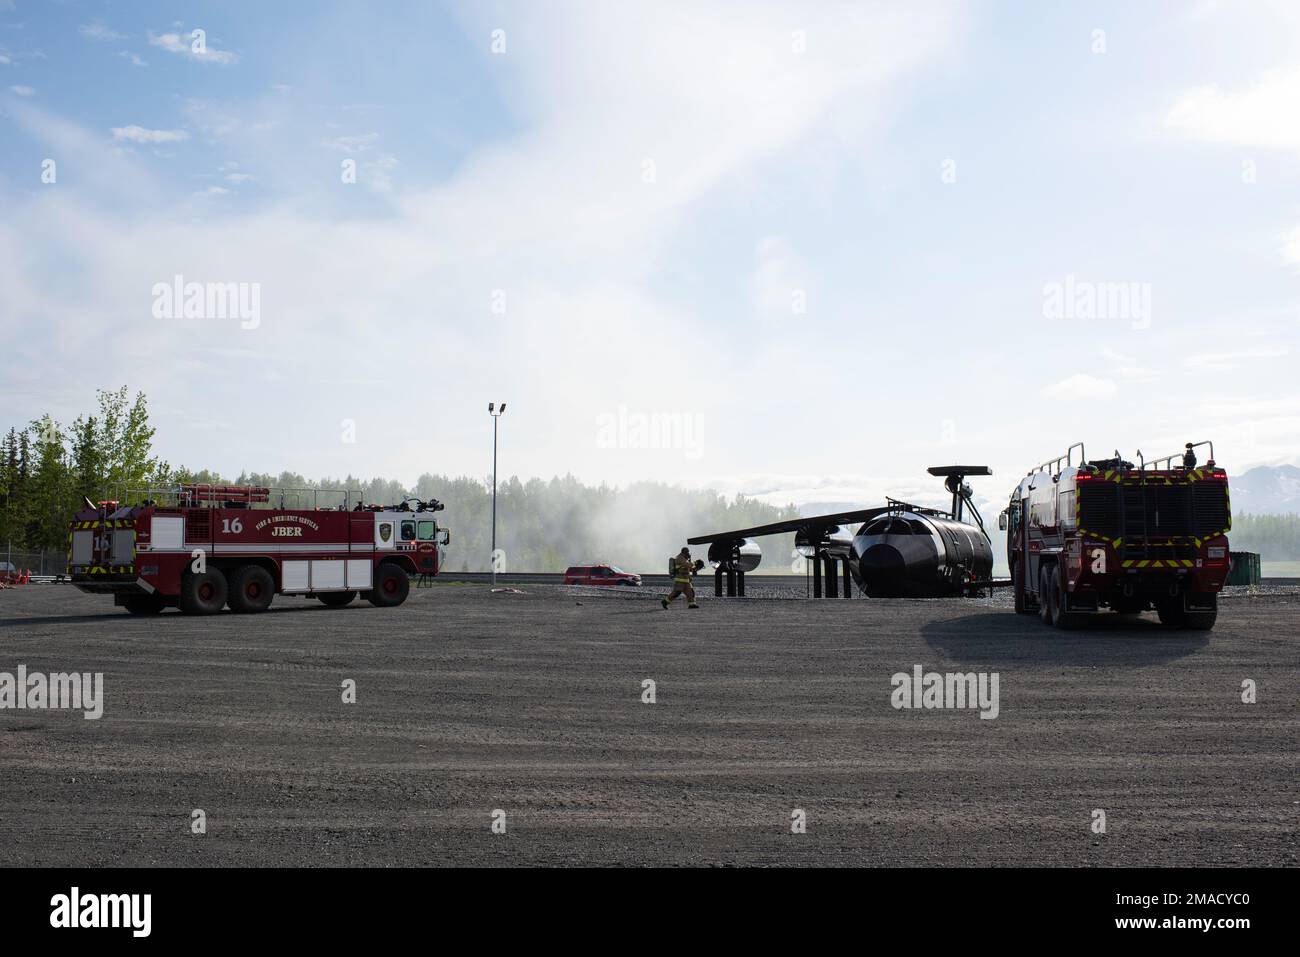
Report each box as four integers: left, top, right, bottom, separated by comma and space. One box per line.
122, 483, 367, 511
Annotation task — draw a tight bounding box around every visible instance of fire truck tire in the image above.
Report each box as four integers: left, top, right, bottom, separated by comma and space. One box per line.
228, 565, 275, 614
179, 569, 228, 615
368, 564, 410, 607
1047, 566, 1083, 630
319, 591, 356, 608
1039, 566, 1054, 625
1156, 596, 1186, 627
1159, 593, 1217, 630
123, 594, 165, 615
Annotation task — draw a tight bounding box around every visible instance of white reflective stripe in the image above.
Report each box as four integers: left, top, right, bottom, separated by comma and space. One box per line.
210, 543, 354, 552
159, 544, 374, 554
135, 577, 156, 594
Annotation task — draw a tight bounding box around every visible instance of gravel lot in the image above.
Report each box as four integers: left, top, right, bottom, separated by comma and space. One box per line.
1, 582, 1296, 866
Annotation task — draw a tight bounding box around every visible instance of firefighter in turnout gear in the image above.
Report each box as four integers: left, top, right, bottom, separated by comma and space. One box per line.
662, 547, 703, 609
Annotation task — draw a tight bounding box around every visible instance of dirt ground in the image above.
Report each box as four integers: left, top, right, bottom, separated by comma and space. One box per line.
0, 582, 1296, 866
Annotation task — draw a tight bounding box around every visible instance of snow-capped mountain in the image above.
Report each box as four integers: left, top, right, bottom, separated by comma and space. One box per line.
1230, 465, 1300, 515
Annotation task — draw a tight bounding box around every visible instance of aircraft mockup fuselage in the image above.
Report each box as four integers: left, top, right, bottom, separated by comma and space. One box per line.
687, 466, 996, 599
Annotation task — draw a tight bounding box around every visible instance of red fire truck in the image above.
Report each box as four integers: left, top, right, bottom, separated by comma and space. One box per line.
67, 485, 449, 615
1001, 442, 1230, 630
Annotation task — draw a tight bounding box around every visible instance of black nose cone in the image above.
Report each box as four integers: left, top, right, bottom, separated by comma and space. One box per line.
859, 543, 905, 593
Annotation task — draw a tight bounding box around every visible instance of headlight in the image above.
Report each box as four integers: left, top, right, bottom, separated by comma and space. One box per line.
1208, 547, 1225, 559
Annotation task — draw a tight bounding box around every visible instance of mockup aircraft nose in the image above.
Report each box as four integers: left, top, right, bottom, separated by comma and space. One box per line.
859, 542, 905, 588
851, 528, 944, 598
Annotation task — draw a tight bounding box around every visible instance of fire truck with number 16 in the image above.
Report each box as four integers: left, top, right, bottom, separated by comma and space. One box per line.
67, 485, 449, 614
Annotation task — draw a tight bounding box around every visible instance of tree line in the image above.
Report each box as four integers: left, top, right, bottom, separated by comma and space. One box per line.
1228, 514, 1300, 561
1, 388, 803, 573
10, 388, 1296, 572
1, 388, 170, 553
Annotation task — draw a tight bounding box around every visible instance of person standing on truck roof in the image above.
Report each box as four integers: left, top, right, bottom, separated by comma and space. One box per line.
662, 547, 702, 609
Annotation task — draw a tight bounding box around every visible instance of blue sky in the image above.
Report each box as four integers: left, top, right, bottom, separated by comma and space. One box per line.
1, 0, 1298, 510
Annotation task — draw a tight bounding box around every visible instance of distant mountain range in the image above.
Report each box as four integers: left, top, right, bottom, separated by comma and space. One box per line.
790, 465, 1300, 518
1230, 465, 1300, 515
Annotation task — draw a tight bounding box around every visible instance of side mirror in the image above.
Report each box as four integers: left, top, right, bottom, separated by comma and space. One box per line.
439, 529, 450, 545
997, 511, 1008, 532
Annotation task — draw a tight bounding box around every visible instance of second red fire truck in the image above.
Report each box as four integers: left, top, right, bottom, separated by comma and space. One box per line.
1001, 442, 1230, 630
68, 484, 449, 615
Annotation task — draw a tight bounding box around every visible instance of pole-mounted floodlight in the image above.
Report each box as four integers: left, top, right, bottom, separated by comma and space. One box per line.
489, 402, 507, 586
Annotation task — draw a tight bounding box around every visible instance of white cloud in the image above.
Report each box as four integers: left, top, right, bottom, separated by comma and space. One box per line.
1167, 66, 1300, 152
1040, 374, 1118, 400
2, 3, 961, 485
1283, 225, 1300, 266
1099, 348, 1159, 383
148, 31, 239, 65
8, 84, 33, 96
361, 155, 398, 193
323, 133, 380, 154
118, 51, 147, 67
224, 172, 255, 184
1167, 59, 1300, 270
1185, 349, 1287, 371
111, 125, 189, 144
81, 23, 128, 43
0, 54, 10, 65
748, 236, 812, 324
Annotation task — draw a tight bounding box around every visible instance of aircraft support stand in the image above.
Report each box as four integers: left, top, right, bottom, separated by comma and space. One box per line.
714, 568, 745, 597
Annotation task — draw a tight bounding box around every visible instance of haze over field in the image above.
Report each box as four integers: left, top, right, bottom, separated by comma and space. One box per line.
1, 1, 1298, 508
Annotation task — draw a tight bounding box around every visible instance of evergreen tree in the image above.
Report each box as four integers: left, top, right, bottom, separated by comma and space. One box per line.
26, 415, 70, 552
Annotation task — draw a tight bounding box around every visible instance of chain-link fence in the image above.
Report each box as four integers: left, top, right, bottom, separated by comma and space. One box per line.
2, 544, 68, 577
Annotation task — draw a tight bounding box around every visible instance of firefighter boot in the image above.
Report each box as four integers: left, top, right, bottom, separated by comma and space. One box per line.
688, 602, 700, 609
661, 597, 670, 609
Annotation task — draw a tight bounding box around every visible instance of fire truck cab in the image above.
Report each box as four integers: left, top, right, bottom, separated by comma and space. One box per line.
1001, 442, 1230, 630
68, 485, 449, 615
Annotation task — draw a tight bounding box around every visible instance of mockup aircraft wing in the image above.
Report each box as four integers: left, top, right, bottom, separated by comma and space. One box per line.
687, 507, 890, 545
927, 466, 993, 478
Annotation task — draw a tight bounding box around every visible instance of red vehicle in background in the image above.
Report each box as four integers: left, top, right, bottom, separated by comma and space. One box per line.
563, 564, 642, 586
68, 484, 449, 615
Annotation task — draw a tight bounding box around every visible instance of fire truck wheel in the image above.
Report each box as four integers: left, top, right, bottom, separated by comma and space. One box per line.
123, 594, 165, 615
1047, 565, 1083, 630
368, 564, 410, 607
1156, 596, 1186, 627
228, 565, 275, 614
179, 569, 229, 615
1038, 566, 1054, 625
319, 591, 356, 608
1182, 603, 1218, 631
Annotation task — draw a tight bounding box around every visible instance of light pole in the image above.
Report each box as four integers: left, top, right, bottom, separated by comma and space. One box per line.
488, 402, 506, 586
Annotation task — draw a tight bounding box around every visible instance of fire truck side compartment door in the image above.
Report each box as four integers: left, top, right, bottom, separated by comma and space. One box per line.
111, 529, 135, 564
71, 530, 93, 564
311, 561, 346, 590
282, 561, 310, 591
346, 560, 372, 589
152, 516, 184, 550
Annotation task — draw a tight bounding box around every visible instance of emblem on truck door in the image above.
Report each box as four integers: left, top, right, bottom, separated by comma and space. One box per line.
379, 523, 392, 544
